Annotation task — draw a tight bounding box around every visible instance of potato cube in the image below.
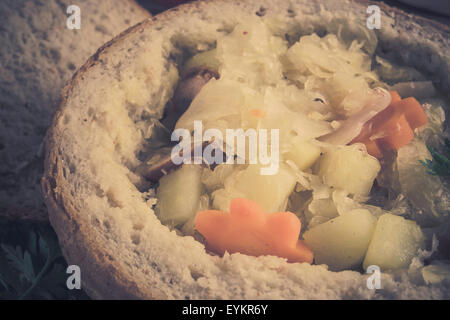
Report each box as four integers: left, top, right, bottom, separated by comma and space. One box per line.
155, 165, 203, 226
212, 164, 297, 213
363, 213, 425, 271
303, 209, 377, 271
284, 139, 321, 171
233, 164, 297, 213
181, 49, 220, 76
317, 146, 380, 196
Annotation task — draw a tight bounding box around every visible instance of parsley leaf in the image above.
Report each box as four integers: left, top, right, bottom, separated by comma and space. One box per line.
420, 138, 450, 178
0, 221, 89, 299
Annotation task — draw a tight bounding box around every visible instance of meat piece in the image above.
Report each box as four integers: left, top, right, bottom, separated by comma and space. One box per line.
173, 67, 219, 115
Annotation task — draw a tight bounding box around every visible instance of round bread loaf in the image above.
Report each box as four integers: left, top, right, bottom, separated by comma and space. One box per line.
0, 0, 150, 221
42, 0, 449, 299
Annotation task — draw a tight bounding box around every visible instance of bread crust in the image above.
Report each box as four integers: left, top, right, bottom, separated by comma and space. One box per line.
42, 0, 449, 299
0, 0, 151, 222
42, 19, 158, 299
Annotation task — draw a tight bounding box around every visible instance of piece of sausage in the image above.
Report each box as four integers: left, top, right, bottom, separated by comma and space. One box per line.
172, 67, 219, 115
145, 67, 219, 182
143, 140, 212, 182
162, 66, 219, 130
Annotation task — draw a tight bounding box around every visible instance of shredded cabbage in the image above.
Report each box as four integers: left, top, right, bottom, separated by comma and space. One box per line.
217, 18, 287, 90
419, 99, 447, 149
172, 19, 447, 240
284, 34, 372, 79
283, 33, 380, 117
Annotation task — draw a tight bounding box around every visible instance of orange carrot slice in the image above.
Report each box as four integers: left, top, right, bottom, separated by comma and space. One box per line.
375, 112, 415, 150
391, 97, 428, 130
389, 90, 402, 103
350, 120, 383, 158
350, 91, 427, 157
195, 198, 313, 264
249, 108, 266, 119
361, 138, 383, 158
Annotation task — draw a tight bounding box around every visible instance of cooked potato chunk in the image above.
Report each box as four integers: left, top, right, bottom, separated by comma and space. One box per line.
284, 139, 321, 171
155, 165, 204, 226
317, 145, 380, 196
363, 213, 425, 271
233, 164, 297, 213
181, 49, 220, 76
212, 164, 297, 213
303, 209, 377, 271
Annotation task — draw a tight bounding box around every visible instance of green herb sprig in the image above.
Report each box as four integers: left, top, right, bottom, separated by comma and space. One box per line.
0, 221, 89, 300
420, 138, 450, 177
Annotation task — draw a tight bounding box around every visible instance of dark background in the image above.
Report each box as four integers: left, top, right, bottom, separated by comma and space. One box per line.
137, 0, 450, 25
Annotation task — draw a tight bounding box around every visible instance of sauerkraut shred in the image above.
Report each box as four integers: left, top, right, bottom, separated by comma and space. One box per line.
153, 19, 449, 273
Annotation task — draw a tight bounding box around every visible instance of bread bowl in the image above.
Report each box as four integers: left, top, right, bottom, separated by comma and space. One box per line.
42, 0, 450, 299
0, 0, 150, 221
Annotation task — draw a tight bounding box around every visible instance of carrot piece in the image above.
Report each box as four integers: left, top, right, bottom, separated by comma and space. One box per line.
351, 104, 395, 144
350, 93, 427, 156
389, 90, 402, 103
353, 91, 401, 142
376, 112, 414, 150
391, 97, 428, 130
361, 138, 383, 158
195, 198, 313, 264
370, 105, 395, 130
351, 122, 372, 143
350, 116, 383, 158
249, 108, 266, 118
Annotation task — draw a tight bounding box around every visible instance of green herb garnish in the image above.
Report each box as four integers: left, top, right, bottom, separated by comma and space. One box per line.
0, 221, 89, 299
420, 138, 450, 177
